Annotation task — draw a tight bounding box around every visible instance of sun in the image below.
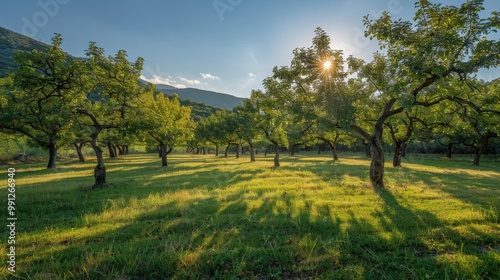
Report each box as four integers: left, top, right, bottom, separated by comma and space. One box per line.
323, 60, 332, 70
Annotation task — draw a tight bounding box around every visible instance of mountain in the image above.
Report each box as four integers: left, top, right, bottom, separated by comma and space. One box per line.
156, 86, 245, 110
0, 26, 51, 77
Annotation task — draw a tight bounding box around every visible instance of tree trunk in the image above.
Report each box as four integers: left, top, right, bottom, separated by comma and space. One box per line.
273, 143, 280, 167
91, 135, 106, 188
446, 143, 453, 159
370, 143, 385, 187
351, 124, 386, 188
317, 144, 322, 154
159, 142, 168, 167
224, 143, 230, 158
364, 142, 371, 158
235, 144, 240, 159
290, 144, 301, 156
472, 135, 490, 166
47, 141, 57, 169
393, 142, 403, 167
265, 145, 272, 157
325, 140, 339, 161
117, 145, 124, 155
108, 141, 117, 158
73, 143, 85, 162
248, 139, 256, 162
215, 144, 219, 157
124, 145, 129, 155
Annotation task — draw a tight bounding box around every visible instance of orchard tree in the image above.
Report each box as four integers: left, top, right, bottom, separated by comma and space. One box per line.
78, 42, 145, 188
233, 98, 262, 162
195, 110, 227, 156
448, 79, 499, 165
285, 28, 356, 160
349, 0, 500, 187
140, 92, 192, 167
0, 34, 82, 168
68, 116, 92, 162
251, 87, 288, 168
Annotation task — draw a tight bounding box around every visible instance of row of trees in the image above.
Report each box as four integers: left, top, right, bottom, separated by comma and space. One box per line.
1, 0, 499, 188
0, 35, 195, 187
194, 0, 500, 187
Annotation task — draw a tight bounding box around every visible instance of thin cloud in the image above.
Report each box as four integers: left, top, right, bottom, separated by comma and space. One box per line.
179, 76, 201, 85
201, 73, 220, 80
140, 75, 187, 88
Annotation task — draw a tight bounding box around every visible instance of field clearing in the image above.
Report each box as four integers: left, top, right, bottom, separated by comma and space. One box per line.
1, 153, 499, 279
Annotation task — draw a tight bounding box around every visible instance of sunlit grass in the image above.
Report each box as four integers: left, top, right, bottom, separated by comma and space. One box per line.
1, 153, 499, 279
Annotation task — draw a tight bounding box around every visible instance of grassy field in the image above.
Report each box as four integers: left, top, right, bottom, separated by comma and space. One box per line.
1, 153, 499, 279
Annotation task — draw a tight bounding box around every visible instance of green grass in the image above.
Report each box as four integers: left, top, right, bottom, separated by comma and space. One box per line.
1, 153, 499, 279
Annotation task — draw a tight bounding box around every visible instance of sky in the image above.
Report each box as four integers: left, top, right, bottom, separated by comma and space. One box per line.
1, 0, 499, 98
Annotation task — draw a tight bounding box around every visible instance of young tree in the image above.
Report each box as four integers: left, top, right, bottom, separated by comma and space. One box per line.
233, 98, 262, 162
140, 92, 192, 167
251, 88, 288, 167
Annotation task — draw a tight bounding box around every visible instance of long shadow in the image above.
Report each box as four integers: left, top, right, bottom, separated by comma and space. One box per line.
7, 153, 500, 279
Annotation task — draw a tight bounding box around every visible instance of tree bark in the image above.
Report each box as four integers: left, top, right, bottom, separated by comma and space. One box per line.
91, 134, 106, 188
73, 143, 85, 162
215, 144, 219, 157
290, 144, 301, 156
324, 140, 339, 161
248, 139, 256, 162
159, 142, 168, 167
224, 143, 230, 157
351, 123, 390, 187
235, 144, 240, 159
370, 145, 385, 187
472, 135, 490, 166
47, 141, 57, 169
364, 142, 371, 158
117, 145, 124, 155
446, 143, 453, 158
265, 145, 272, 157
273, 143, 280, 167
107, 141, 117, 158
393, 142, 404, 167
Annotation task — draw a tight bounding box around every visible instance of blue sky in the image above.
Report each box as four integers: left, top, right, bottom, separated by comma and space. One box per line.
1, 0, 499, 98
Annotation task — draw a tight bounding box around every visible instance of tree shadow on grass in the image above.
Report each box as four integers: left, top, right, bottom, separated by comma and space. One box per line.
7, 154, 500, 279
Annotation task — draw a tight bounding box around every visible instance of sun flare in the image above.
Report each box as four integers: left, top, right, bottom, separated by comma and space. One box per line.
323, 60, 332, 69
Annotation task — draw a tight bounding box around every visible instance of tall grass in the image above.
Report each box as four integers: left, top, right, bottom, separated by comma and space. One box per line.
1, 153, 499, 279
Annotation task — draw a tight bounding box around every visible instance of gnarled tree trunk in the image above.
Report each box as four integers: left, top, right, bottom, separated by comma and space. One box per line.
47, 141, 57, 169
248, 139, 256, 162
73, 143, 85, 162
393, 142, 404, 167
107, 141, 117, 158
91, 134, 106, 188
273, 143, 280, 167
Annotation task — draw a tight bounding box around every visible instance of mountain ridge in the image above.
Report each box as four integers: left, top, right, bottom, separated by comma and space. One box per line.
1, 26, 244, 110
